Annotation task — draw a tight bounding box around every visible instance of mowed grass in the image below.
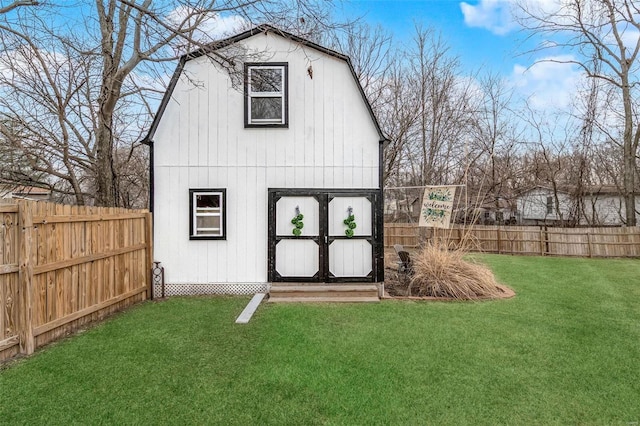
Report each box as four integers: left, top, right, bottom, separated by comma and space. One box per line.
1, 255, 639, 425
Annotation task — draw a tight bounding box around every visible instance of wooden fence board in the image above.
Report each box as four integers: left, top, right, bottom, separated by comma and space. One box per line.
0, 205, 19, 213
384, 223, 640, 258
1, 200, 151, 362
18, 201, 35, 354
0, 274, 4, 342
0, 335, 18, 352
0, 264, 19, 275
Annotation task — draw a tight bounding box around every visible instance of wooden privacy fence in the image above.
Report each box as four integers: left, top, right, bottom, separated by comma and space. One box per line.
384, 223, 640, 258
1, 200, 152, 362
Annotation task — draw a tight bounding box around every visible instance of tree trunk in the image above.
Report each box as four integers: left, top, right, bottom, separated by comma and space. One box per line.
94, 68, 124, 207
623, 140, 636, 226
95, 116, 116, 207
621, 72, 636, 226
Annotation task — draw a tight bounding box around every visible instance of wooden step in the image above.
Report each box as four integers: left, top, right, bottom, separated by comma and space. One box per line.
268, 296, 380, 303
268, 284, 380, 303
271, 284, 378, 297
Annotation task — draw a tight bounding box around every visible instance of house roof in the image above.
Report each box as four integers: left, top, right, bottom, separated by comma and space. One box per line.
518, 184, 640, 197
13, 185, 51, 195
142, 24, 388, 145
0, 185, 51, 196
584, 185, 625, 195
516, 185, 572, 196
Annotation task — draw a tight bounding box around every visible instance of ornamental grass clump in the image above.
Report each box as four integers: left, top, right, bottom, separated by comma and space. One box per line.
409, 241, 503, 300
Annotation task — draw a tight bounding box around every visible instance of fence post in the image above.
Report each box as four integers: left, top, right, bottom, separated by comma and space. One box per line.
539, 228, 545, 256
17, 201, 35, 355
586, 232, 592, 258
497, 228, 502, 254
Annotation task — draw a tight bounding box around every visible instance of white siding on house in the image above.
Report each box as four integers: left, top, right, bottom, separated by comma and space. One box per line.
517, 188, 573, 223
153, 32, 381, 286
329, 240, 372, 277
581, 195, 640, 225
275, 240, 320, 277
518, 188, 640, 225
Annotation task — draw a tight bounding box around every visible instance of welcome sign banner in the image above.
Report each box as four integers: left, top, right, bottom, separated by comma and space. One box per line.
419, 186, 457, 228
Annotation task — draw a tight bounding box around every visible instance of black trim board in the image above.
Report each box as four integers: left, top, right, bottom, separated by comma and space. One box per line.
141, 57, 187, 146
244, 62, 289, 128
189, 188, 227, 240
377, 142, 385, 281
148, 140, 154, 213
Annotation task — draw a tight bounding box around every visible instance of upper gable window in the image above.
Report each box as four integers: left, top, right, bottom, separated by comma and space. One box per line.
245, 63, 288, 127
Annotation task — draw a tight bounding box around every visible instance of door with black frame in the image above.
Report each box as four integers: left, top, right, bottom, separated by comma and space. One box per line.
268, 189, 380, 283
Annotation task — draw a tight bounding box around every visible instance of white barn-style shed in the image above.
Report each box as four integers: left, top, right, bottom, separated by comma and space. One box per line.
143, 26, 387, 296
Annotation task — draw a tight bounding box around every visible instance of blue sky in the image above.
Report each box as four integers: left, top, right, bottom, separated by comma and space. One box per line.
341, 0, 519, 74
337, 0, 584, 112
173, 0, 589, 113
1, 0, 584, 113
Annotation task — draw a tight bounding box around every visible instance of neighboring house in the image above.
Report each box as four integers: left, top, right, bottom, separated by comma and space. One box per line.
517, 186, 574, 226
451, 194, 518, 225
384, 196, 421, 222
581, 185, 640, 226
471, 199, 518, 225
0, 185, 51, 201
516, 185, 640, 226
143, 26, 387, 295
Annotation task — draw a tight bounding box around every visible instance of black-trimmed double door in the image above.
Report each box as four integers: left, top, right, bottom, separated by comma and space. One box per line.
268, 188, 381, 283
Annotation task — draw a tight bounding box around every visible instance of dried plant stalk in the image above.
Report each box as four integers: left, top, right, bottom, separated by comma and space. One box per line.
409, 239, 503, 299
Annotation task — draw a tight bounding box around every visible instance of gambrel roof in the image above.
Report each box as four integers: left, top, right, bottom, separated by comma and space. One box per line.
143, 24, 388, 145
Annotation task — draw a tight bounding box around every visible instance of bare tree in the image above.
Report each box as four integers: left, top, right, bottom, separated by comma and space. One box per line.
570, 58, 603, 225
516, 0, 640, 224
326, 22, 393, 110
0, 31, 97, 204
466, 72, 522, 222
0, 0, 38, 15
404, 25, 472, 187
0, 0, 343, 206
519, 100, 586, 226
379, 56, 420, 187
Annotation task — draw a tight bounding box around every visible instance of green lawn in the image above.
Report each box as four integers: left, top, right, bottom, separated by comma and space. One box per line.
1, 255, 639, 425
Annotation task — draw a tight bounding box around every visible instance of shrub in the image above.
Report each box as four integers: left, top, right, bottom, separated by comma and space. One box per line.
409, 241, 503, 299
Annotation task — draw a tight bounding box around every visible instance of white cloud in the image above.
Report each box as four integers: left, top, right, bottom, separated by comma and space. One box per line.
167, 7, 248, 42
0, 47, 70, 85
197, 14, 249, 39
618, 27, 640, 49
459, 0, 582, 36
460, 0, 517, 35
510, 55, 585, 110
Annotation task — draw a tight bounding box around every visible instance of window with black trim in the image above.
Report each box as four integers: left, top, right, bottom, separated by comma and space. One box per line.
190, 189, 226, 240
245, 63, 288, 127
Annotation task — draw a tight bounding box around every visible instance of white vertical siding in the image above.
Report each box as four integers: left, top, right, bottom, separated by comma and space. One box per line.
518, 189, 573, 222
153, 32, 380, 285
276, 240, 320, 277
329, 240, 373, 278
581, 195, 640, 225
